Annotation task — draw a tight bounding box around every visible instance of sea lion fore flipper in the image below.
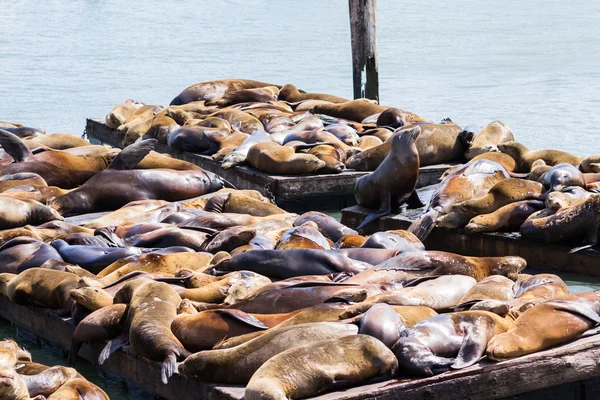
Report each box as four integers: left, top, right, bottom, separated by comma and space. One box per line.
357, 192, 392, 231
451, 323, 488, 369
98, 334, 129, 364
108, 139, 157, 170
0, 129, 34, 162
203, 192, 231, 213
408, 209, 439, 241
406, 190, 425, 209
544, 300, 600, 324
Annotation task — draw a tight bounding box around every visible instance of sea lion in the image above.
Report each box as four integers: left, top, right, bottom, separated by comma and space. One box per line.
84, 200, 169, 229
166, 125, 227, 153
26, 133, 91, 150
545, 186, 593, 210
324, 124, 360, 146
359, 135, 384, 150
245, 334, 398, 400
464, 121, 514, 160
580, 154, 600, 173
542, 163, 586, 192
345, 251, 526, 285
355, 127, 423, 230
487, 292, 600, 360
376, 107, 408, 128
0, 268, 80, 315
0, 196, 62, 229
409, 160, 510, 240
50, 140, 225, 216
457, 275, 516, 305
204, 191, 284, 217
527, 159, 551, 181
0, 129, 98, 188
361, 231, 424, 251
100, 279, 191, 384
0, 344, 33, 400
246, 141, 326, 174
469, 151, 517, 172
278, 83, 348, 103
210, 131, 250, 161
453, 178, 543, 218
210, 249, 370, 279
170, 79, 281, 105
105, 99, 145, 128
300, 144, 346, 174
179, 210, 295, 232
393, 310, 512, 375
0, 173, 47, 192
178, 322, 357, 383
275, 225, 330, 250
1, 184, 71, 203
207, 86, 280, 107
513, 273, 569, 301
0, 237, 63, 273
206, 109, 263, 134
465, 200, 545, 234
46, 378, 109, 400
293, 211, 357, 242
0, 125, 44, 138
20, 366, 79, 397
346, 303, 406, 347
221, 129, 271, 169
520, 194, 600, 252
70, 286, 113, 311
333, 234, 367, 249
498, 141, 583, 172
310, 99, 388, 122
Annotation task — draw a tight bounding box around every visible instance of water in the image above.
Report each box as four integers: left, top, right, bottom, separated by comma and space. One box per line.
1, 1, 599, 155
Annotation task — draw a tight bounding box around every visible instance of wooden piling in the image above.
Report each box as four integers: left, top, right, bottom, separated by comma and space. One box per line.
349, 0, 379, 101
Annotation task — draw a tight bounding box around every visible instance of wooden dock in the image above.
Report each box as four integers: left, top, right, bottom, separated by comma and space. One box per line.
85, 119, 452, 212
341, 185, 600, 276
2, 295, 600, 400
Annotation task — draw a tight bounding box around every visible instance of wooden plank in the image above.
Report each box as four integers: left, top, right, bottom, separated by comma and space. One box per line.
2, 294, 600, 400
340, 185, 600, 275
349, 0, 379, 101
85, 119, 451, 211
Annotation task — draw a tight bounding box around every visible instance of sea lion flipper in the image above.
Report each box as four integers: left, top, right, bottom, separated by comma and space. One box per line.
406, 190, 425, 209
214, 309, 269, 329
408, 210, 439, 241
0, 128, 34, 162
357, 192, 392, 231
203, 192, 231, 213
108, 139, 157, 170
98, 334, 129, 365
568, 228, 598, 254
451, 324, 488, 369
161, 353, 177, 385
543, 300, 600, 324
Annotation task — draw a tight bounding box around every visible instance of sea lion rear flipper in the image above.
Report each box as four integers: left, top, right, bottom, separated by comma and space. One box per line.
357, 192, 392, 231
543, 300, 600, 324
451, 324, 488, 369
508, 171, 529, 178
98, 334, 129, 365
161, 353, 177, 384
568, 228, 598, 254
108, 139, 157, 170
408, 209, 439, 241
406, 190, 425, 209
0, 129, 34, 162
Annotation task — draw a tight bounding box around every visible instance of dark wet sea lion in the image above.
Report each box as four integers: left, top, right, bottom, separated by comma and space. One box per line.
293, 211, 357, 242
393, 310, 511, 375
178, 322, 357, 383
209, 249, 370, 279
409, 160, 509, 240
0, 125, 44, 138
170, 79, 281, 105
245, 334, 398, 400
498, 141, 583, 172
126, 227, 208, 251
349, 303, 406, 347
355, 127, 422, 230
100, 279, 190, 384
50, 139, 225, 216
51, 239, 145, 274
465, 200, 545, 234
464, 120, 514, 160
0, 237, 63, 273
0, 129, 98, 188
542, 163, 586, 192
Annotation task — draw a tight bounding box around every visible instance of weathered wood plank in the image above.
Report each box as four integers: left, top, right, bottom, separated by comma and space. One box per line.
85, 119, 451, 211
349, 0, 379, 101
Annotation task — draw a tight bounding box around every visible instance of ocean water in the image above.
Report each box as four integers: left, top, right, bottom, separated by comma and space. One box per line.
1, 1, 599, 155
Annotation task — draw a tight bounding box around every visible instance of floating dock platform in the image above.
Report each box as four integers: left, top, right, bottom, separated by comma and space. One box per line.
85, 119, 452, 212
341, 185, 600, 276
2, 295, 600, 400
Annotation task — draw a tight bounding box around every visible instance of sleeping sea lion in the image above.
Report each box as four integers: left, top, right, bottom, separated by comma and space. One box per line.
498, 141, 582, 172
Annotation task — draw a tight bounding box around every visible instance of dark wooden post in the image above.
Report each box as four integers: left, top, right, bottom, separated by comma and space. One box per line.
349, 0, 379, 101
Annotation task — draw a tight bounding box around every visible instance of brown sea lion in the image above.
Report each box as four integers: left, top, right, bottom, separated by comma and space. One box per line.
545, 186, 592, 210
50, 140, 225, 216
278, 83, 349, 103
0, 196, 62, 229
464, 121, 514, 160
457, 275, 515, 306
470, 151, 517, 172
0, 343, 34, 400
293, 211, 357, 242
513, 273, 569, 301
84, 200, 169, 229
520, 194, 600, 252
245, 334, 398, 400
527, 159, 551, 181
359, 135, 383, 150
346, 251, 526, 285
170, 79, 281, 105
47, 378, 109, 400
100, 279, 191, 384
409, 160, 509, 240
498, 141, 583, 172
178, 322, 357, 383
0, 173, 47, 192
333, 234, 367, 249
246, 141, 326, 175
487, 292, 600, 360
311, 99, 388, 122
70, 286, 114, 311
1, 184, 71, 203
26, 133, 91, 150
0, 129, 98, 188
354, 127, 422, 230
207, 86, 280, 107
361, 230, 424, 252
453, 178, 543, 217
301, 144, 346, 174
105, 99, 144, 128
542, 163, 586, 192
580, 154, 600, 173
393, 310, 512, 375
20, 366, 79, 398
206, 109, 263, 134
275, 224, 330, 250
210, 131, 250, 161
465, 200, 545, 233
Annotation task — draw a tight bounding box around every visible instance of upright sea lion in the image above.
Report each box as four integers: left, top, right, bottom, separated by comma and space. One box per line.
247, 141, 326, 175
498, 141, 583, 172
487, 292, 600, 360
464, 121, 514, 160
0, 129, 98, 188
542, 163, 586, 192
393, 310, 512, 375
50, 140, 225, 216
178, 322, 358, 383
0, 237, 63, 273
100, 279, 190, 384
520, 194, 600, 252
453, 178, 543, 217
409, 160, 509, 240
278, 83, 349, 103
170, 79, 281, 105
346, 251, 526, 285
355, 127, 423, 230
245, 334, 398, 400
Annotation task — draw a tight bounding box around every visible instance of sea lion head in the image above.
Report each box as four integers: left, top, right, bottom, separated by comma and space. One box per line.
393, 126, 420, 150
545, 186, 590, 210
497, 141, 529, 163
486, 331, 529, 361
458, 129, 475, 149
489, 256, 527, 280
